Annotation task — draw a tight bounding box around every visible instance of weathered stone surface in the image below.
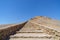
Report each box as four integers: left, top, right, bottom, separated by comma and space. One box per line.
0, 16, 60, 40
10, 38, 54, 40
0, 22, 27, 40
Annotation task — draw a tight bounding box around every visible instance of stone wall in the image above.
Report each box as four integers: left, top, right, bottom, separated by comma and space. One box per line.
0, 22, 27, 40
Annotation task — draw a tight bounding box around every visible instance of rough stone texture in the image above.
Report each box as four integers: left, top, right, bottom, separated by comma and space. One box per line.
0, 16, 60, 40
29, 16, 60, 40
9, 25, 53, 40
0, 22, 27, 40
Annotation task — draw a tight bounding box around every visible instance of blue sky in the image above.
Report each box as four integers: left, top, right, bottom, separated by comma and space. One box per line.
0, 0, 60, 24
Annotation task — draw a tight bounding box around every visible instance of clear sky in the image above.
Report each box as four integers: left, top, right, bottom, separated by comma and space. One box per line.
0, 0, 60, 24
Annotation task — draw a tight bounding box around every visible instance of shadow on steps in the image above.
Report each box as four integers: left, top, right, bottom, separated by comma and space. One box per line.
0, 22, 27, 40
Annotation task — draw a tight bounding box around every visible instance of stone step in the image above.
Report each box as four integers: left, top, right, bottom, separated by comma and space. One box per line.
16, 30, 44, 33
10, 33, 52, 38
9, 38, 54, 40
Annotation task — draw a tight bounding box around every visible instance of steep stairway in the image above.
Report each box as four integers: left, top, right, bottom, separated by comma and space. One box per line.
10, 29, 54, 40
9, 20, 54, 40
9, 16, 60, 40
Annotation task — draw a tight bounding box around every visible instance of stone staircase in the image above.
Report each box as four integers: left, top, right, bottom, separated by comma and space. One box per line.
1, 16, 60, 40
9, 20, 54, 40
10, 30, 54, 40
9, 16, 60, 40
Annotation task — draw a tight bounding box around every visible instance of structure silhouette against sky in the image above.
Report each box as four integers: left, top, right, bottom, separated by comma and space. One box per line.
0, 0, 60, 24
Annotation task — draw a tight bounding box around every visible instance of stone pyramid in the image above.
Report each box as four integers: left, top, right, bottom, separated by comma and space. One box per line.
9, 16, 60, 40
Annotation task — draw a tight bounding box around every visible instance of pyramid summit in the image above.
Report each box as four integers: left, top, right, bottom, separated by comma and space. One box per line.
0, 16, 60, 40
